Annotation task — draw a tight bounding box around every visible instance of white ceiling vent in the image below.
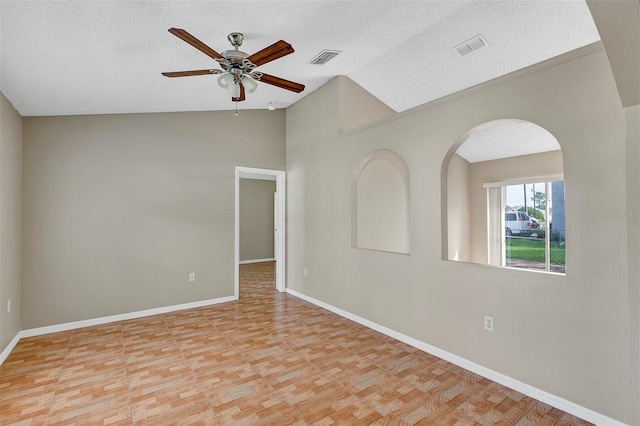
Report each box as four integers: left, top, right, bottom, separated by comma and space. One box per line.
455, 35, 488, 57
309, 49, 341, 65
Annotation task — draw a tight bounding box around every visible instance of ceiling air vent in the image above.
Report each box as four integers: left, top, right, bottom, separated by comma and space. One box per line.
309, 49, 341, 65
454, 35, 488, 57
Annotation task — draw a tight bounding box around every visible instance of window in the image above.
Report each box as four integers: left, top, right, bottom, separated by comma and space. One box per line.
487, 180, 565, 273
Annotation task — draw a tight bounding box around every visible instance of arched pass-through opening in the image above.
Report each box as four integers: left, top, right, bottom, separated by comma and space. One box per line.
441, 119, 564, 273
235, 167, 286, 297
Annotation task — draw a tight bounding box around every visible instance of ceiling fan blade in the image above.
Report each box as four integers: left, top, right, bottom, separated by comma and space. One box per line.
168, 28, 223, 60
232, 83, 246, 102
248, 40, 294, 67
259, 73, 305, 93
162, 69, 215, 77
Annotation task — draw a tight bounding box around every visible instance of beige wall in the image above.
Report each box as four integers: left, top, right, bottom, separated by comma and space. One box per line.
239, 179, 275, 261
286, 47, 635, 423
22, 110, 285, 329
338, 76, 396, 132
467, 150, 564, 264
447, 153, 471, 261
0, 93, 23, 354
626, 104, 640, 425
587, 0, 640, 108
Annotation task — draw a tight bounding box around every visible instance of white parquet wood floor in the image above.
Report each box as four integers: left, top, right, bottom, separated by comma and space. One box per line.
0, 261, 593, 425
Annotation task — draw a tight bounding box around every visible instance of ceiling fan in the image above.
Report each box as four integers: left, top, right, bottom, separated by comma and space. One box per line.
162, 28, 305, 103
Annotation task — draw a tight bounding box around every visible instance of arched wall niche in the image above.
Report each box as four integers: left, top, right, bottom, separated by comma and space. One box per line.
352, 149, 411, 255
441, 119, 564, 266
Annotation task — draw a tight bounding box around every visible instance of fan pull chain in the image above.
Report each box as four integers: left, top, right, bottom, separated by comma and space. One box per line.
235, 101, 238, 117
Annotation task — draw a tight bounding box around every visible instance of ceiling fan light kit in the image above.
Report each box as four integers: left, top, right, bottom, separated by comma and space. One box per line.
162, 28, 305, 106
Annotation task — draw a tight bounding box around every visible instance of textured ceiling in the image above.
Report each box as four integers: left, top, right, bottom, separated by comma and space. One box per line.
0, 1, 600, 117
456, 120, 561, 164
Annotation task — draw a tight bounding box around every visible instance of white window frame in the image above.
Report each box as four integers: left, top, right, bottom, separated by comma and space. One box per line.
484, 175, 564, 274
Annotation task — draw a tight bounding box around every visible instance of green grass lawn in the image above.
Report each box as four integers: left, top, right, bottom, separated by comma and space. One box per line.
505, 237, 565, 265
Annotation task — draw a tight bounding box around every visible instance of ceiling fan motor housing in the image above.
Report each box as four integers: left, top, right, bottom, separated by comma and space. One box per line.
221, 50, 249, 60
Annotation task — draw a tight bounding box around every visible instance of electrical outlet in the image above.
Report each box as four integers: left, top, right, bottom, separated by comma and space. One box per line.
189, 273, 196, 282
7, 300, 11, 314
303, 268, 308, 277
484, 315, 494, 332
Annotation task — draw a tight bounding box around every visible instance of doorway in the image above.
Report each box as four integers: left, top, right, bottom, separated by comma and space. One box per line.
234, 166, 286, 298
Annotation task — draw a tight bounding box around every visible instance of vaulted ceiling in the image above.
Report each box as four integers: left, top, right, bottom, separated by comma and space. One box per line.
0, 1, 600, 117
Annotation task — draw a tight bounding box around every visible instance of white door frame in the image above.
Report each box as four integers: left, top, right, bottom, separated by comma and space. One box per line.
235, 166, 286, 297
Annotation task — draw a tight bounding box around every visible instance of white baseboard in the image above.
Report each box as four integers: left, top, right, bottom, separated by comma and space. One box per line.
285, 288, 627, 426
239, 258, 275, 265
19, 295, 236, 339
0, 333, 22, 365
0, 295, 237, 365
